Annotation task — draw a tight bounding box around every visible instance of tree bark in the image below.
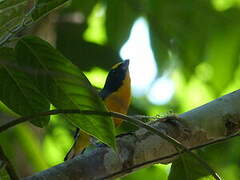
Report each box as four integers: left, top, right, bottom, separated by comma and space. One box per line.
23, 90, 240, 180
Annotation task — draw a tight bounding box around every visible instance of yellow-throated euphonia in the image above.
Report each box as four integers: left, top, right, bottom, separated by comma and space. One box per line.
65, 60, 131, 160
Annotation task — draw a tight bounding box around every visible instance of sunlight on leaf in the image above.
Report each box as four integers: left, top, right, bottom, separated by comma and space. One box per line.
43, 114, 72, 165
84, 67, 107, 88
172, 70, 214, 112
83, 3, 107, 45
211, 0, 238, 11
195, 63, 214, 83
43, 134, 65, 166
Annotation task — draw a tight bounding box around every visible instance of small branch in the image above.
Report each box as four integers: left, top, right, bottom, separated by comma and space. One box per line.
0, 0, 35, 46
0, 15, 33, 46
0, 145, 19, 180
0, 109, 221, 179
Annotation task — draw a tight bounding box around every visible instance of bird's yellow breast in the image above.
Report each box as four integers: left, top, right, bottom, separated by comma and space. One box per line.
104, 71, 131, 127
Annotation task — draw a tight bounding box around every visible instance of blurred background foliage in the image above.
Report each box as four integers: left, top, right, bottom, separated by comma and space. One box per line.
0, 0, 240, 179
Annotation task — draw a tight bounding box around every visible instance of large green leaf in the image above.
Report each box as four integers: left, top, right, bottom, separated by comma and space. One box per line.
0, 47, 50, 127
105, 0, 139, 50
169, 153, 215, 180
32, 0, 70, 21
15, 36, 116, 149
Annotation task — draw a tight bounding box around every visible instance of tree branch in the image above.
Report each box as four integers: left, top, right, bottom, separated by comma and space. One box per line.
0, 110, 220, 178
19, 89, 240, 179
103, 132, 239, 179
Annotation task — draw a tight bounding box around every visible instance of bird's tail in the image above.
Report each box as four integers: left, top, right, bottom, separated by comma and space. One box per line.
64, 128, 90, 161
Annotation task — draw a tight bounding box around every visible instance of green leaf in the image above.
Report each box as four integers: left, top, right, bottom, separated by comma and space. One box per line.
32, 0, 70, 21
15, 35, 116, 150
168, 153, 214, 180
0, 47, 50, 127
105, 0, 139, 50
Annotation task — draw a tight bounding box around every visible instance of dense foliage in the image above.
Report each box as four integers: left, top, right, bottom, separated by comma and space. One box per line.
0, 0, 240, 179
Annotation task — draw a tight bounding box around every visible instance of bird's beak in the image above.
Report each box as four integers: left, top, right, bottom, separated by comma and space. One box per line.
122, 59, 129, 70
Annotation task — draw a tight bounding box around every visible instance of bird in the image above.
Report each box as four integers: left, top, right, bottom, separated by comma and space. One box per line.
64, 60, 131, 160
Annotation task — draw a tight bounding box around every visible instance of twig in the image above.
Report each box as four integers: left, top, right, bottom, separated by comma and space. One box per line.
0, 109, 221, 180
0, 16, 33, 46
0, 145, 19, 180
0, 0, 35, 46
